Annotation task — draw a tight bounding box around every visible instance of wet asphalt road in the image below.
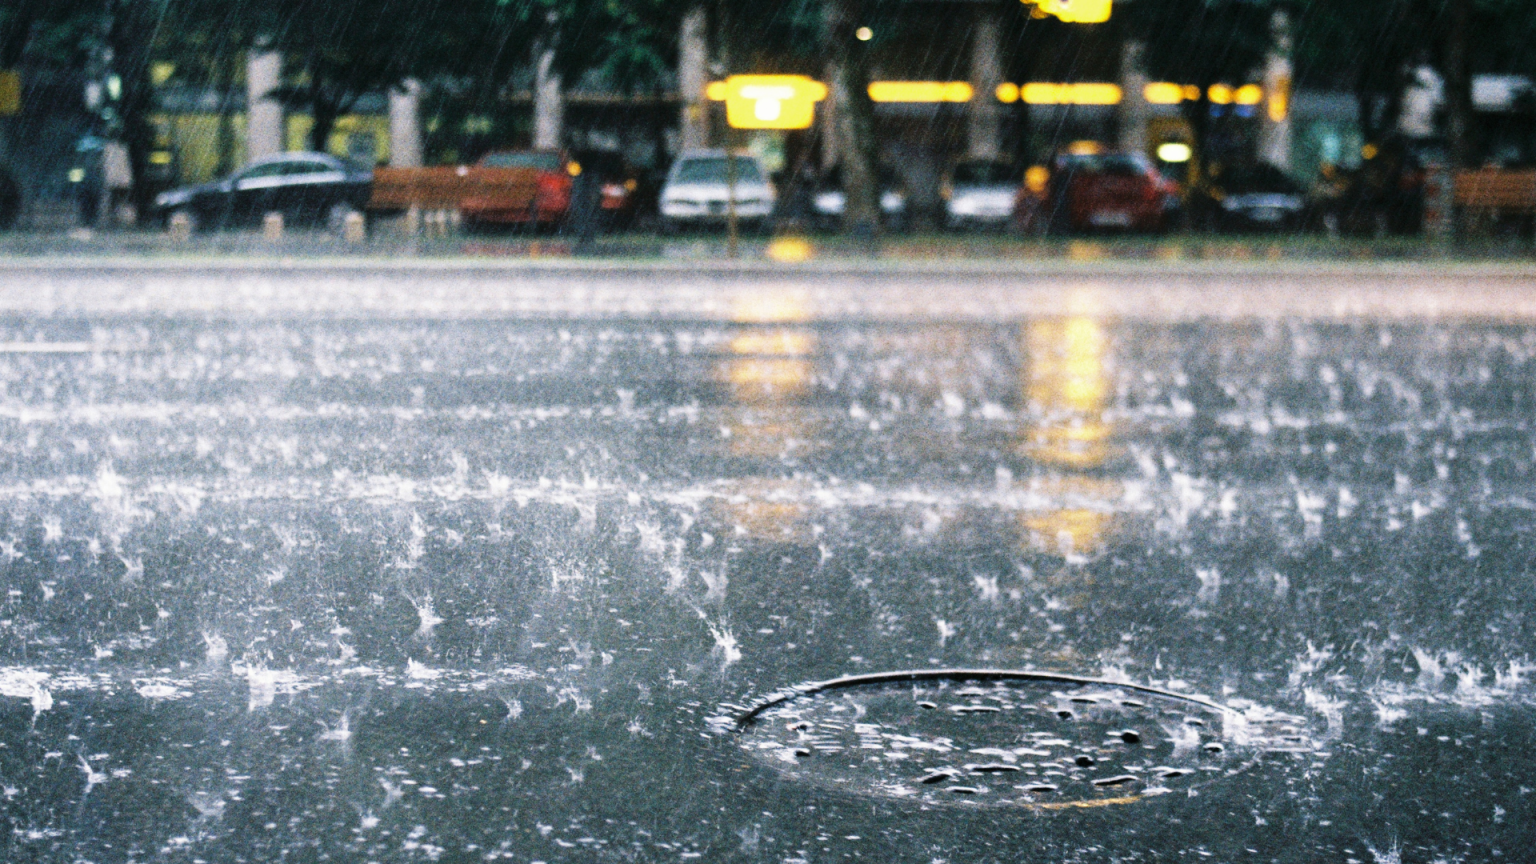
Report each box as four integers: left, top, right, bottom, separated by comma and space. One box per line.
0, 261, 1534, 863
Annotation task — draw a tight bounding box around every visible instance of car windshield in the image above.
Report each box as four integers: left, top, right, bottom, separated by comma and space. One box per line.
673, 157, 764, 185
11, 4, 1536, 864
1058, 154, 1149, 175
1222, 164, 1303, 194
479, 151, 564, 171
952, 162, 1020, 185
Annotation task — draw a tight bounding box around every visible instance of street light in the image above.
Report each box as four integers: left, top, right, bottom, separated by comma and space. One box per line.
1026, 0, 1112, 24
707, 75, 828, 131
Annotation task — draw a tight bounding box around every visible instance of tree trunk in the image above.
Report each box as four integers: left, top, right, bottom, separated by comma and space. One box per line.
824, 0, 879, 237
215, 50, 237, 177
309, 73, 338, 154
107, 0, 160, 220
1445, 0, 1472, 168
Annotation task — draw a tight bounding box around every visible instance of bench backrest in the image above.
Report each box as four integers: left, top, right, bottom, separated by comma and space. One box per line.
1454, 169, 1536, 211
368, 166, 542, 211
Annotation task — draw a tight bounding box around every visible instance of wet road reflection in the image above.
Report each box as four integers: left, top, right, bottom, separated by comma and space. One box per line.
0, 294, 1532, 861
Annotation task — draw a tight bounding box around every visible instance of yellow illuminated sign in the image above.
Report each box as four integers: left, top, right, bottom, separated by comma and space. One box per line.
0, 70, 19, 117
1019, 82, 1122, 105
708, 75, 828, 130
1028, 0, 1112, 23
1234, 84, 1264, 106
868, 81, 973, 103
1143, 82, 1185, 105
1144, 82, 1270, 105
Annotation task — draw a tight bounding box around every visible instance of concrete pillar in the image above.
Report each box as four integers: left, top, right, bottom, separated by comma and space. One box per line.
1259, 9, 1293, 170
389, 78, 423, 168
534, 48, 563, 150
246, 50, 284, 161
1119, 41, 1150, 157
967, 10, 1003, 161
679, 6, 709, 151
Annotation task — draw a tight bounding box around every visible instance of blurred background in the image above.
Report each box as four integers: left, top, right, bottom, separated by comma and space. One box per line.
0, 0, 1529, 247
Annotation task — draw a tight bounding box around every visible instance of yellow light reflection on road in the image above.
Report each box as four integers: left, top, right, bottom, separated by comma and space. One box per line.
711, 313, 822, 537
766, 237, 815, 263
1017, 311, 1121, 559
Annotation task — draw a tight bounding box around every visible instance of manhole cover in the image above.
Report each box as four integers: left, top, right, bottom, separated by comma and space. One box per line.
724, 670, 1316, 809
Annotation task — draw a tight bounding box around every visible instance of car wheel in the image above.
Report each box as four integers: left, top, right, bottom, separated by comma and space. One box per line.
168, 207, 199, 235
326, 203, 358, 234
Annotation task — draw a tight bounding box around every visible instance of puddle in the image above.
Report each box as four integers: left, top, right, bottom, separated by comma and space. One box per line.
724, 670, 1318, 809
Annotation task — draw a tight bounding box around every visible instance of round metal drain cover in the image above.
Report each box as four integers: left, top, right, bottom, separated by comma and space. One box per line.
726, 670, 1316, 809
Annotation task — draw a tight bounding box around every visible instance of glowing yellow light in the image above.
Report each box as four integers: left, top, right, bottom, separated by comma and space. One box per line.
1071, 83, 1122, 104
1207, 84, 1234, 105
1021, 83, 1069, 104
567, 161, 582, 177
708, 75, 828, 130
729, 328, 815, 357
1362, 143, 1379, 160
150, 62, 176, 87
855, 26, 874, 41
1032, 0, 1112, 24
1144, 82, 1185, 104
765, 237, 815, 264
1182, 85, 1202, 101
68, 168, 85, 183
1268, 76, 1290, 122
1234, 84, 1264, 106
1066, 140, 1103, 156
1025, 165, 1050, 194
149, 151, 173, 166
1020, 83, 1121, 105
868, 81, 974, 103
1156, 142, 1193, 163
996, 82, 1020, 104
731, 293, 812, 324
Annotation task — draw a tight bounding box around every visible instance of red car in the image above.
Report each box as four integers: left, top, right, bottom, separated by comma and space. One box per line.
1017, 151, 1180, 234
459, 150, 576, 228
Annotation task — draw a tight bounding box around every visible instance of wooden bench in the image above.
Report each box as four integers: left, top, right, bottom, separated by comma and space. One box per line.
1454, 168, 1536, 213
367, 166, 540, 213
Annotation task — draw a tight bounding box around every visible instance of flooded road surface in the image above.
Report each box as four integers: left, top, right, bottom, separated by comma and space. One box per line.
0, 264, 1533, 862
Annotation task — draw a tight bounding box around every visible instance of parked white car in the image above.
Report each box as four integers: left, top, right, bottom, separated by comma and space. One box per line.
943, 160, 1021, 229
659, 150, 776, 232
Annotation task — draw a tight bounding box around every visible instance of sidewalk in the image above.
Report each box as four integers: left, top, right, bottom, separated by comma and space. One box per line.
0, 226, 1533, 271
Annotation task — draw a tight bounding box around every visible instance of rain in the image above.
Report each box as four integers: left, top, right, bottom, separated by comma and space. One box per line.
0, 0, 1535, 862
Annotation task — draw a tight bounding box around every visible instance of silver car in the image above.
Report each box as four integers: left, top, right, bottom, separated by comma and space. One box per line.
659, 150, 776, 232
943, 160, 1022, 230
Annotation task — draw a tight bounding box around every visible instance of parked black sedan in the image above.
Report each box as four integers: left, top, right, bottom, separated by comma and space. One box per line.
153, 153, 372, 231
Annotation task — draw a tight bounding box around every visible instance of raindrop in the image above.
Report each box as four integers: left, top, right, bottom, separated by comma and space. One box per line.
966, 763, 1020, 774
945, 786, 982, 795
1092, 775, 1139, 788
1074, 755, 1097, 768
1119, 730, 1142, 744
1019, 783, 1059, 794
917, 701, 937, 710
918, 769, 959, 784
